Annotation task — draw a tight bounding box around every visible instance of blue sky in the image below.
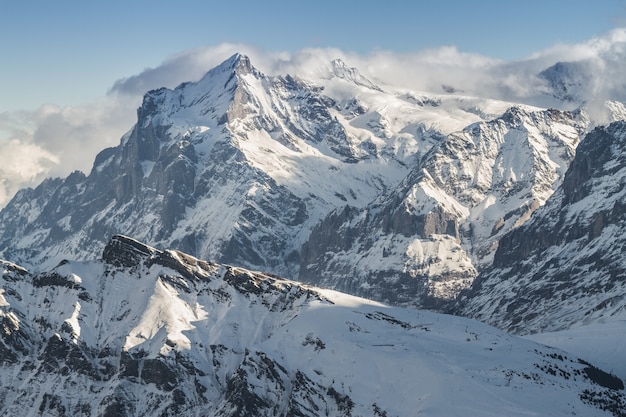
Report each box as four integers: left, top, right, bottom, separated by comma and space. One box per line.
1, 0, 625, 112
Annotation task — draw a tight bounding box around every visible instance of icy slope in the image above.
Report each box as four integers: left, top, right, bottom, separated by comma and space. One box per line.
300, 106, 588, 308
0, 235, 624, 416
458, 121, 626, 335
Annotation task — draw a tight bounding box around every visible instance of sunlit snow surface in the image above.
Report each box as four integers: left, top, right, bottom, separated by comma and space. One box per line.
0, 242, 624, 416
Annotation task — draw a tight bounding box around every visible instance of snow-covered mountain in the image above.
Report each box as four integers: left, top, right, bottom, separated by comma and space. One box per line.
0, 235, 624, 417
0, 53, 608, 310
539, 61, 594, 103
0, 54, 506, 279
300, 106, 588, 308
458, 121, 626, 335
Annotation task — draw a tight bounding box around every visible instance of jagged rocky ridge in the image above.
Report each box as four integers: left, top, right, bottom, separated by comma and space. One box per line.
301, 106, 587, 308
0, 53, 603, 309
0, 54, 452, 278
457, 121, 626, 334
0, 235, 625, 416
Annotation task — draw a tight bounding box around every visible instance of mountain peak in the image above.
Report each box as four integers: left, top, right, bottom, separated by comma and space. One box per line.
329, 58, 382, 91
102, 234, 156, 268
190, 52, 262, 91
539, 60, 591, 103
223, 52, 254, 75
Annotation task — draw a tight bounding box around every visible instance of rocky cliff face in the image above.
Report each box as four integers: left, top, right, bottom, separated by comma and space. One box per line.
457, 121, 626, 334
300, 106, 588, 308
0, 235, 624, 416
0, 54, 530, 303
4, 53, 625, 312
0, 54, 427, 278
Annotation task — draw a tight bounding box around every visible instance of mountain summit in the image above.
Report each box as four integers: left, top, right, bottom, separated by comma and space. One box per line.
329, 58, 382, 91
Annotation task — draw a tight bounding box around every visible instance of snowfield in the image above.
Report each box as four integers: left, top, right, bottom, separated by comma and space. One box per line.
0, 236, 624, 416
526, 316, 626, 384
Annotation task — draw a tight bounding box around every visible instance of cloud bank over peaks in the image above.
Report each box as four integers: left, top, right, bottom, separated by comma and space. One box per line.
108, 28, 626, 110
0, 97, 137, 206
108, 43, 503, 99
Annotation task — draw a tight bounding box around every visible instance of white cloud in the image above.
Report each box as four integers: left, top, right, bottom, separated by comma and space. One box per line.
3, 28, 626, 207
29, 98, 138, 175
107, 29, 626, 108
0, 139, 58, 206
0, 96, 138, 206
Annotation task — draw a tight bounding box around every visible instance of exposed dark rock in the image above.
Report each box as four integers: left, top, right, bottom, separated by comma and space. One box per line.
102, 235, 156, 268
580, 359, 624, 390
458, 121, 626, 334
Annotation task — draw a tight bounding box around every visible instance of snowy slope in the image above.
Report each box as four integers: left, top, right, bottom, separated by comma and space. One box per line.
458, 121, 626, 335
300, 106, 589, 308
526, 316, 626, 383
0, 235, 624, 417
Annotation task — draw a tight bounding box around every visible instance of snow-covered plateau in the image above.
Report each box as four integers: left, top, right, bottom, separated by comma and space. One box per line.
0, 235, 624, 417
